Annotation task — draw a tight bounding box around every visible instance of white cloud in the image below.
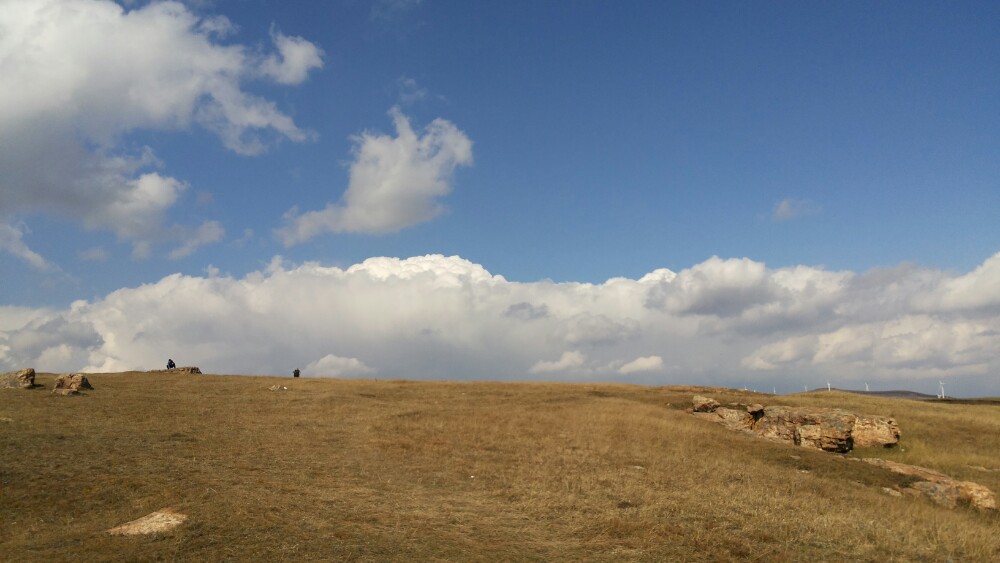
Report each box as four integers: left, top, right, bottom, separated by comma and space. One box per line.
168, 220, 225, 260
912, 253, 1000, 313
304, 354, 375, 377
772, 198, 819, 221
0, 0, 321, 261
371, 0, 423, 23
618, 355, 663, 375
258, 29, 324, 85
530, 351, 585, 374
397, 75, 428, 105
277, 107, 473, 244
1, 252, 999, 395
79, 246, 110, 262
0, 221, 52, 270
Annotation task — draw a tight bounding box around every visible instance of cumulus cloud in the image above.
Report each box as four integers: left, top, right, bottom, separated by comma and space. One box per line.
618, 355, 664, 375
1, 252, 999, 395
259, 28, 324, 85
0, 0, 321, 263
277, 107, 473, 244
530, 351, 585, 374
304, 354, 375, 377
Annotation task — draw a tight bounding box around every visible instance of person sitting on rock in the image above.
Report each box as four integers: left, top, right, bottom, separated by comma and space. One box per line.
167, 359, 176, 369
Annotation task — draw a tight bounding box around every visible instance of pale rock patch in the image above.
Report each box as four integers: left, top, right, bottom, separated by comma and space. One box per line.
107, 508, 188, 535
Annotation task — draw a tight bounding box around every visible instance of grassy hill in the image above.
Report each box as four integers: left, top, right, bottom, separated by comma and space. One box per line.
2, 372, 999, 561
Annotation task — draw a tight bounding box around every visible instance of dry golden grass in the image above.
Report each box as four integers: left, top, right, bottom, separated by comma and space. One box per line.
1, 373, 998, 561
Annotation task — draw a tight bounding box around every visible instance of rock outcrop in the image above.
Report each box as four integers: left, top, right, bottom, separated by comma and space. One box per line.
154, 366, 202, 374
692, 395, 721, 412
1, 368, 37, 389
862, 458, 997, 511
851, 415, 901, 448
54, 374, 94, 392
690, 396, 900, 452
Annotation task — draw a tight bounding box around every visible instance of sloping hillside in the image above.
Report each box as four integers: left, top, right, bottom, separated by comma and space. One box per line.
2, 373, 998, 561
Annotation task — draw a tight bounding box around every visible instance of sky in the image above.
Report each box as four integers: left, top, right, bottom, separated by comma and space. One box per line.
1, 0, 999, 396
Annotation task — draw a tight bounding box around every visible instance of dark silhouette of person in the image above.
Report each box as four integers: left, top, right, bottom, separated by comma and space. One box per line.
293, 368, 300, 378
167, 359, 176, 369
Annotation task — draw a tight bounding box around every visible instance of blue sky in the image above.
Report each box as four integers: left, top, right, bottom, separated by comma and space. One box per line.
2, 0, 999, 395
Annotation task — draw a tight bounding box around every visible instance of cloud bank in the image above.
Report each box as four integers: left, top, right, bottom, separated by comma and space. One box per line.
277, 107, 473, 244
0, 0, 322, 263
2, 253, 999, 395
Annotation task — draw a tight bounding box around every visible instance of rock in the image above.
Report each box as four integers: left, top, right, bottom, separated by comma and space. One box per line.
107, 508, 188, 535
862, 458, 997, 511
1, 368, 37, 389
689, 396, 897, 453
692, 395, 720, 412
714, 407, 754, 429
754, 406, 857, 452
52, 388, 80, 396
268, 385, 288, 391
153, 366, 202, 374
54, 374, 93, 391
851, 415, 900, 448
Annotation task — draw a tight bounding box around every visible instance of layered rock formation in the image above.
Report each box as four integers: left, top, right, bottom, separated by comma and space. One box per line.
862, 458, 997, 511
690, 396, 900, 452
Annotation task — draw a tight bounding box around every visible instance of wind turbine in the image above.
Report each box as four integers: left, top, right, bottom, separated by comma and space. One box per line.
827, 381, 831, 392
939, 381, 946, 399
865, 382, 870, 392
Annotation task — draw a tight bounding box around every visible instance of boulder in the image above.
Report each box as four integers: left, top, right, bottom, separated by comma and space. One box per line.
692, 395, 720, 412
52, 388, 80, 396
862, 458, 996, 511
54, 374, 93, 392
851, 415, 900, 448
1, 368, 37, 389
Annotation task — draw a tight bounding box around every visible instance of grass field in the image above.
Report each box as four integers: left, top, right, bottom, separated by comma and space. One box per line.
2, 372, 999, 561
